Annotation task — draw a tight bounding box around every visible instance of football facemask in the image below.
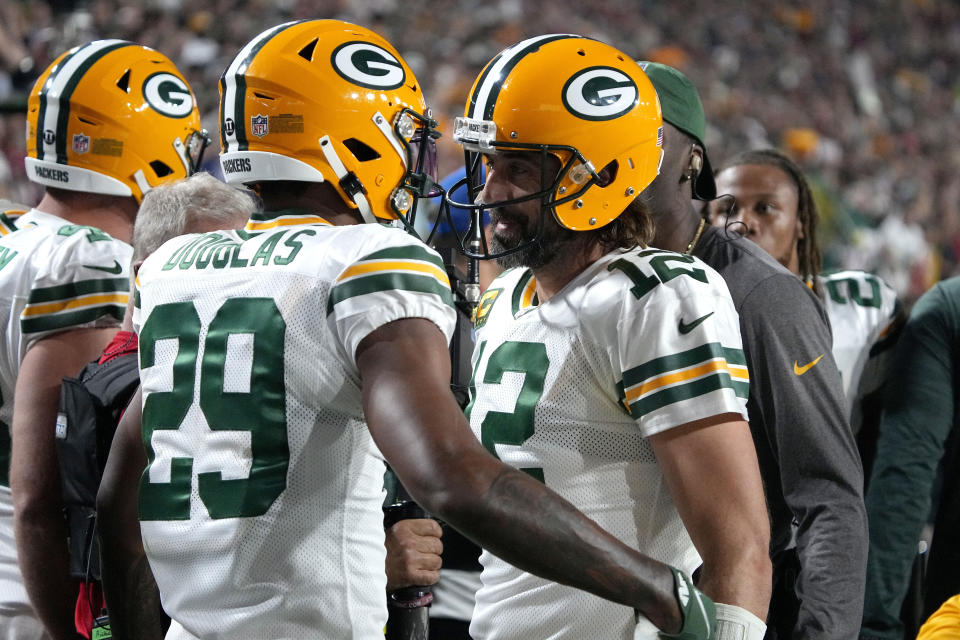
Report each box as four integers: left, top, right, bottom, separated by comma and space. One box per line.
447, 34, 663, 260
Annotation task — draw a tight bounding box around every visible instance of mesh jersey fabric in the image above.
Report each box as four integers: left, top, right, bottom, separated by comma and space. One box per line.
133, 215, 456, 640
0, 209, 130, 623
818, 270, 901, 432
466, 246, 749, 640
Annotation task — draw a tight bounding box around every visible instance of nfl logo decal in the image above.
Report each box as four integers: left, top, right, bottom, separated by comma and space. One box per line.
72, 133, 90, 154
251, 114, 268, 138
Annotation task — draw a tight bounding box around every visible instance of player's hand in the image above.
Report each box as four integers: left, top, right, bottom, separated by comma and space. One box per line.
385, 518, 443, 591
655, 567, 717, 640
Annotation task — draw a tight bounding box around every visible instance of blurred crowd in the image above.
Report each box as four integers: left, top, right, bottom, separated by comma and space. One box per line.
1, 0, 957, 303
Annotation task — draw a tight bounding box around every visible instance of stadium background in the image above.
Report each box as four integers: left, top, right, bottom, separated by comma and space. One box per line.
0, 0, 955, 304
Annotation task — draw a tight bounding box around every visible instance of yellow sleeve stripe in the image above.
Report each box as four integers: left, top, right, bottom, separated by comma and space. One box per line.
245, 216, 331, 230
23, 293, 129, 317
337, 259, 450, 287
624, 358, 738, 404
728, 364, 750, 382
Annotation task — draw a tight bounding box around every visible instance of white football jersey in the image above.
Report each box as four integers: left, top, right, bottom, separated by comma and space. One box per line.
134, 213, 456, 640
466, 247, 749, 640
818, 270, 900, 430
0, 209, 130, 618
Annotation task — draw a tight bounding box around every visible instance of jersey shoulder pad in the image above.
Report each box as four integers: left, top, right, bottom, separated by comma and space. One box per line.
327, 227, 453, 316
473, 268, 532, 330
597, 247, 726, 307
0, 199, 28, 236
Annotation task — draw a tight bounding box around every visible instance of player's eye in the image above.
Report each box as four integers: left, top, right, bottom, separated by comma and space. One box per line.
758, 201, 778, 214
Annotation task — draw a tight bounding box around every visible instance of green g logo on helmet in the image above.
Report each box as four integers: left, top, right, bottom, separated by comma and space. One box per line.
143, 72, 194, 118
562, 66, 638, 121
330, 41, 405, 90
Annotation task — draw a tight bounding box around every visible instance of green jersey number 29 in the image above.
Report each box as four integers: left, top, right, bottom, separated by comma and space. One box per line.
138, 297, 289, 521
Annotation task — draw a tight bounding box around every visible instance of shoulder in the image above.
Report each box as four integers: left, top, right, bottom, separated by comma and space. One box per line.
1, 211, 131, 285
327, 225, 453, 316
473, 267, 531, 331
588, 246, 731, 311
909, 275, 960, 329
820, 270, 898, 302
0, 200, 28, 236
575, 247, 740, 343
348, 225, 446, 267
695, 226, 802, 301
23, 210, 131, 261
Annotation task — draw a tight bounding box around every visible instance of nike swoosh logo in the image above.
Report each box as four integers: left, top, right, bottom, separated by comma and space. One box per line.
794, 354, 825, 375
679, 312, 714, 334
83, 259, 123, 274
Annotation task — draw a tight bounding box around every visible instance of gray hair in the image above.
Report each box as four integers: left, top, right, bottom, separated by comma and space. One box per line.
133, 172, 254, 261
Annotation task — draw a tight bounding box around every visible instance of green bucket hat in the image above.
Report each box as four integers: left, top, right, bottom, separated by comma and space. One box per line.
638, 61, 716, 200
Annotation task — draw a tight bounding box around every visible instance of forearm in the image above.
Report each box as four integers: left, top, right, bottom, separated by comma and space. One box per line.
97, 387, 158, 639
359, 319, 680, 632
98, 492, 167, 640
647, 417, 771, 621
696, 538, 771, 619
10, 329, 118, 638
100, 550, 167, 640
13, 507, 78, 639
10, 373, 78, 639
414, 454, 680, 632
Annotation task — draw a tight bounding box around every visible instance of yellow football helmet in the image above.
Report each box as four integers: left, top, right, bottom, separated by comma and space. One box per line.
25, 40, 208, 203
218, 19, 440, 227
449, 35, 662, 257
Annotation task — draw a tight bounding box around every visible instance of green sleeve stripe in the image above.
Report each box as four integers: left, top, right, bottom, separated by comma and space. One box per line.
28, 277, 129, 303
724, 347, 747, 367
731, 379, 750, 400
627, 372, 739, 417
622, 342, 746, 388
358, 245, 445, 271
21, 304, 124, 334
134, 288, 140, 310
327, 272, 454, 315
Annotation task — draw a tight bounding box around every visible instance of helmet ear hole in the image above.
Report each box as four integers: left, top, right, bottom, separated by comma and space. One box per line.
343, 138, 380, 162
596, 160, 618, 187
149, 160, 174, 178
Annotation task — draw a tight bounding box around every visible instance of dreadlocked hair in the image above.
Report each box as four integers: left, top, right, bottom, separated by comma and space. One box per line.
716, 148, 822, 292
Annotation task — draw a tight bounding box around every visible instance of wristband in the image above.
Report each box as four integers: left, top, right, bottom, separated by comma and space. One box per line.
714, 602, 766, 640
387, 587, 434, 609
656, 567, 716, 640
